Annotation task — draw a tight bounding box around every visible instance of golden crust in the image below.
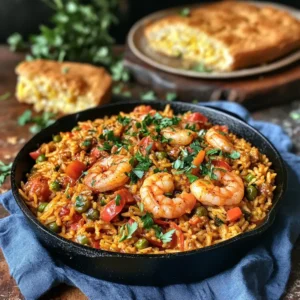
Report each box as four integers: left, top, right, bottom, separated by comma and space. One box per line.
16, 59, 112, 103
144, 1, 300, 70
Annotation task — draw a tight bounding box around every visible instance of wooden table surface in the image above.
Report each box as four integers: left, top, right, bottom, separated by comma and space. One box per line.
0, 46, 300, 299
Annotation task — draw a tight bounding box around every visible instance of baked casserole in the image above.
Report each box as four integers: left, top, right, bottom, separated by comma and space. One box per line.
144, 1, 300, 71
16, 60, 112, 114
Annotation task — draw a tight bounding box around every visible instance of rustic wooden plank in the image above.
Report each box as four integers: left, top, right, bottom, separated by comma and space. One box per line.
124, 48, 300, 111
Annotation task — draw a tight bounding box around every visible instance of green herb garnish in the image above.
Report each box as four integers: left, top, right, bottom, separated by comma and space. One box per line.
141, 90, 157, 101
228, 151, 240, 160
180, 7, 190, 17
115, 194, 121, 206
165, 92, 177, 101
18, 110, 32, 126
192, 63, 211, 73
0, 92, 11, 101
157, 229, 176, 244
119, 222, 138, 242
186, 173, 199, 183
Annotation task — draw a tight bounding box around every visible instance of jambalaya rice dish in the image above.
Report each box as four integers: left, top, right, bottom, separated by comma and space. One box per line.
20, 105, 276, 254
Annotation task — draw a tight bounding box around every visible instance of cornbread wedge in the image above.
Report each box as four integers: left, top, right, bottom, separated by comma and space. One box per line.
144, 1, 300, 71
16, 60, 112, 114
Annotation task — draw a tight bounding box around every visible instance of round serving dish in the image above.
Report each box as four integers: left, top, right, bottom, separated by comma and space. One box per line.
127, 1, 300, 79
11, 101, 287, 285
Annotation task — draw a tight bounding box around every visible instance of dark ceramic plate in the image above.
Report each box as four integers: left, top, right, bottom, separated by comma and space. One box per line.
11, 101, 287, 285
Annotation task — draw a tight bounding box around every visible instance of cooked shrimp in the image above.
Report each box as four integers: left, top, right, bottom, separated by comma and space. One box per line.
161, 128, 195, 146
84, 155, 132, 192
140, 173, 196, 218
205, 127, 234, 153
190, 170, 244, 206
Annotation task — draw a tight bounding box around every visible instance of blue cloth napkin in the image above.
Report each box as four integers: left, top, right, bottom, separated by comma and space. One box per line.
1, 102, 300, 300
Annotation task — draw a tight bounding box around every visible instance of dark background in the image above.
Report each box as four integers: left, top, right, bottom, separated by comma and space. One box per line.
0, 0, 300, 44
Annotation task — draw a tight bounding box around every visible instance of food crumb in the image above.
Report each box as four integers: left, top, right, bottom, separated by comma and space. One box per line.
7, 136, 17, 145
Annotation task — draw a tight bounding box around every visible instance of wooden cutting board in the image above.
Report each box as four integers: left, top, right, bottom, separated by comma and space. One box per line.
124, 48, 300, 111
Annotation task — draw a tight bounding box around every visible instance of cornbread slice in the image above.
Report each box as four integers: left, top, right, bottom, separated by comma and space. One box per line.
16, 60, 112, 114
144, 1, 300, 71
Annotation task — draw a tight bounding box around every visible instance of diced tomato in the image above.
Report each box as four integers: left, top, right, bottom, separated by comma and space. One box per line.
212, 160, 232, 172
92, 240, 100, 249
227, 207, 242, 222
168, 232, 178, 249
65, 160, 86, 180
60, 175, 76, 188
170, 222, 184, 251
139, 136, 156, 153
72, 213, 82, 223
100, 189, 130, 222
186, 112, 208, 123
59, 207, 70, 217
91, 147, 102, 158
70, 213, 83, 230
154, 219, 169, 226
70, 222, 81, 231
24, 176, 51, 202
29, 150, 41, 160
189, 215, 201, 225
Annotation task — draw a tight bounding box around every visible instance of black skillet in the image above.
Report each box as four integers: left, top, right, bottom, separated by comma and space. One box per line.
11, 101, 287, 285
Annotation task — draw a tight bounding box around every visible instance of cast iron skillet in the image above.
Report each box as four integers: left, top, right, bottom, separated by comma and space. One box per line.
11, 101, 287, 285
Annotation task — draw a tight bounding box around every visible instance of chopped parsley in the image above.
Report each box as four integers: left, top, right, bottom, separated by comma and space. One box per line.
155, 227, 176, 244
18, 110, 32, 126
186, 173, 199, 183
165, 92, 177, 101
0, 161, 12, 186
127, 152, 152, 183
228, 151, 240, 160
115, 194, 121, 206
61, 66, 70, 74
179, 7, 190, 17
192, 63, 212, 73
141, 212, 154, 229
18, 110, 56, 133
98, 142, 112, 152
141, 90, 157, 101
200, 163, 218, 180
185, 123, 197, 131
141, 213, 176, 244
117, 115, 131, 126
0, 92, 11, 101
119, 222, 138, 242
99, 130, 120, 142
81, 139, 92, 148
206, 148, 222, 157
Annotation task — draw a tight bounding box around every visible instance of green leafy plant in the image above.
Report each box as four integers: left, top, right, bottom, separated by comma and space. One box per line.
18, 109, 56, 133
0, 161, 13, 186
8, 0, 118, 66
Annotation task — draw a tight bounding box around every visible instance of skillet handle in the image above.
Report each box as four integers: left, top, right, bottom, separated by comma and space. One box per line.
203, 105, 247, 123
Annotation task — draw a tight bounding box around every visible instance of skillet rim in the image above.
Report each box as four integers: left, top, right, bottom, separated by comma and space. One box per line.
11, 100, 287, 259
